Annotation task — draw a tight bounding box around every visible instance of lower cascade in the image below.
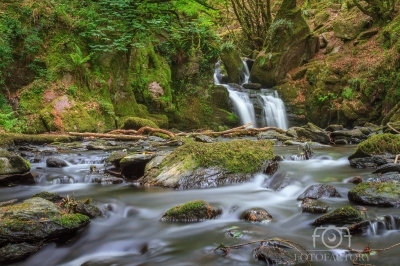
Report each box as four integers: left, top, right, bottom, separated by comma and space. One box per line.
214, 61, 288, 130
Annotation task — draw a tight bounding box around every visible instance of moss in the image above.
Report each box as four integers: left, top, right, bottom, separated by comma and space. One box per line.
160, 139, 274, 174
53, 213, 90, 229
348, 133, 400, 159
348, 182, 400, 207
0, 133, 80, 147
120, 116, 159, 130
313, 205, 366, 226
161, 200, 221, 222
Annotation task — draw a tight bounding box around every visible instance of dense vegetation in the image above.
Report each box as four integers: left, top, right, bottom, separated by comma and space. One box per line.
0, 0, 399, 132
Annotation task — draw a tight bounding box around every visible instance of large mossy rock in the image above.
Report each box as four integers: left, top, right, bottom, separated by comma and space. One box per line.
312, 205, 367, 226
250, 0, 318, 87
352, 133, 400, 157
0, 197, 90, 264
332, 6, 372, 40
348, 182, 400, 207
0, 155, 34, 186
40, 95, 99, 132
120, 116, 159, 130
160, 200, 222, 222
220, 46, 244, 84
139, 139, 275, 189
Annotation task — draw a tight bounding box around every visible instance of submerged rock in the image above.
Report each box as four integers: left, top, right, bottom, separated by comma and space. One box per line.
312, 205, 367, 226
160, 200, 222, 222
348, 181, 400, 207
297, 184, 341, 200
240, 208, 274, 223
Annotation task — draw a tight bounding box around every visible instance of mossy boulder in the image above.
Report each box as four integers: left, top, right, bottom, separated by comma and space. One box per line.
312, 205, 367, 226
348, 182, 400, 207
0, 197, 90, 264
348, 133, 400, 161
301, 198, 330, 214
0, 155, 34, 186
220, 46, 244, 84
120, 117, 159, 130
250, 0, 318, 87
139, 139, 275, 189
160, 200, 222, 222
332, 6, 372, 40
40, 95, 98, 132
0, 155, 30, 175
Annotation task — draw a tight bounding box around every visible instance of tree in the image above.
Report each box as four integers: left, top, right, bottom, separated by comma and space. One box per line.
229, 0, 273, 51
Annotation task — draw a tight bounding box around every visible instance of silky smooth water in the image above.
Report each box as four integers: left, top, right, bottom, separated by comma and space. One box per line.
2, 144, 400, 266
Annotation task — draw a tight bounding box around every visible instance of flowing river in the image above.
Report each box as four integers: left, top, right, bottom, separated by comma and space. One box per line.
2, 142, 400, 266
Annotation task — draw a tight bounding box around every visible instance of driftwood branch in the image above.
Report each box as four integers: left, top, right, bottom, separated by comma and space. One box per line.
107, 129, 139, 135
136, 126, 176, 138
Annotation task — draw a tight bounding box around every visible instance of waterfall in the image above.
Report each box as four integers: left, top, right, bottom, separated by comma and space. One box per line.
214, 60, 288, 130
258, 89, 289, 130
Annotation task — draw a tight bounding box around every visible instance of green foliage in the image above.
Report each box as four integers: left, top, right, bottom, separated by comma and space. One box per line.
0, 94, 17, 131
317, 92, 337, 103
341, 87, 353, 100
69, 44, 92, 67
97, 98, 115, 116
221, 41, 235, 51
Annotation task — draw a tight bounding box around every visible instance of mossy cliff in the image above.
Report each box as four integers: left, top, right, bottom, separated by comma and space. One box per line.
0, 0, 236, 133
277, 0, 400, 128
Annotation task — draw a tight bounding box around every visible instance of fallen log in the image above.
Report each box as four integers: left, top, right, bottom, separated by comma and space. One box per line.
136, 126, 176, 138
68, 132, 147, 140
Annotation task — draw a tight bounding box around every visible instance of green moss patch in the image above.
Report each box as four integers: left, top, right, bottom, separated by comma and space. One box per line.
348, 133, 400, 160
0, 133, 80, 147
161, 200, 221, 222
120, 116, 159, 130
161, 139, 274, 174
348, 182, 400, 207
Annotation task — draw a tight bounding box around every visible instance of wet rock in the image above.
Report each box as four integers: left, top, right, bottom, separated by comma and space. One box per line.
348, 181, 400, 207
46, 157, 68, 167
257, 131, 293, 141
297, 184, 341, 200
297, 123, 331, 144
253, 241, 306, 265
0, 172, 36, 186
0, 197, 90, 263
373, 172, 400, 182
346, 176, 363, 184
86, 144, 107, 150
301, 198, 330, 214
330, 128, 367, 140
349, 156, 389, 168
0, 155, 30, 175
312, 205, 367, 226
0, 242, 39, 264
242, 82, 262, 90
106, 150, 128, 168
75, 202, 102, 218
240, 208, 274, 223
93, 176, 124, 184
372, 163, 400, 174
325, 124, 344, 131
194, 134, 214, 143
345, 215, 400, 235
345, 220, 372, 235
348, 133, 400, 166
261, 158, 280, 176
263, 171, 296, 191
32, 191, 64, 203
139, 139, 274, 189
160, 200, 222, 222
119, 153, 156, 179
